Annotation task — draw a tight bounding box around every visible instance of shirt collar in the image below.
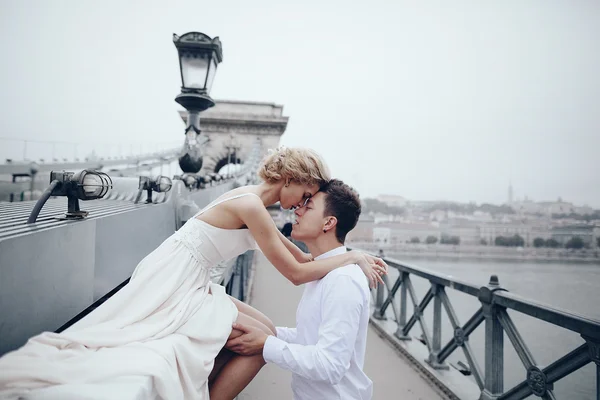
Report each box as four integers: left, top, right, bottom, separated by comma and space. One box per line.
314, 246, 347, 261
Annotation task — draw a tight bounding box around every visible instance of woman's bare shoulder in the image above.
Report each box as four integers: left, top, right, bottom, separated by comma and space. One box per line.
234, 192, 265, 213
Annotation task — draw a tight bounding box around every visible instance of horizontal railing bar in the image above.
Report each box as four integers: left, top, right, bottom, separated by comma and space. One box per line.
497, 309, 536, 370
494, 291, 600, 337
384, 257, 481, 297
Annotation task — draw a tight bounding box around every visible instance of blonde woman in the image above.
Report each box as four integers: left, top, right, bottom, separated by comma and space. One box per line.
0, 147, 387, 400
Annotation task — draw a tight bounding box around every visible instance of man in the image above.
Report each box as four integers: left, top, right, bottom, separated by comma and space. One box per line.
226, 179, 373, 399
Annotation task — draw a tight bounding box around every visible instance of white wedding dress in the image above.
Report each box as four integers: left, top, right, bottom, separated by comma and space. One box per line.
0, 193, 261, 400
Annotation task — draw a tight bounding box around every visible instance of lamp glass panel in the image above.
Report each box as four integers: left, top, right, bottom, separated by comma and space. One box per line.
81, 173, 103, 197
181, 54, 209, 90
157, 176, 172, 192
205, 57, 218, 94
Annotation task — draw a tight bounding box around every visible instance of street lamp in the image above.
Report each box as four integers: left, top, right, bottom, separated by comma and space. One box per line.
135, 175, 173, 204
173, 32, 223, 174
27, 169, 112, 223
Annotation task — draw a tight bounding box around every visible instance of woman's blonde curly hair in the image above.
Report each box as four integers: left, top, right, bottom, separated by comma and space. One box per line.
258, 146, 331, 187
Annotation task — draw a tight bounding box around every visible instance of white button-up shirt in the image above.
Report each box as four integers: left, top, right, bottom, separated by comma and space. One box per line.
263, 246, 373, 399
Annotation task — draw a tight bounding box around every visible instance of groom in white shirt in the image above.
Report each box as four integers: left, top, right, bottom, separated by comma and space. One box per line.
226, 179, 373, 399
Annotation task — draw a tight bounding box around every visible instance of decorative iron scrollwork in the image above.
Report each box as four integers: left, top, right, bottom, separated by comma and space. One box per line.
454, 327, 466, 346
527, 366, 548, 397
174, 32, 212, 44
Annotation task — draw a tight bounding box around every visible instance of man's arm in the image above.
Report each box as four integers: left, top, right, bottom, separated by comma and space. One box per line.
263, 275, 365, 384
275, 327, 298, 343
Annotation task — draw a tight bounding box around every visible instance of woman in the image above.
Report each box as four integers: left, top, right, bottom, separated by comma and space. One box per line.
0, 147, 387, 400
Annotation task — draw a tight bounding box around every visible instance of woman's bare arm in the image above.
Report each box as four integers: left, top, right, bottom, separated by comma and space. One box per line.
237, 196, 386, 287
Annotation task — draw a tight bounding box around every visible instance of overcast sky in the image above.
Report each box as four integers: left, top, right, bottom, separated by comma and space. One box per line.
1, 1, 598, 207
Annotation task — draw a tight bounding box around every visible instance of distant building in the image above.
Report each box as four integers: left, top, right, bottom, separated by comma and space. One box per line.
512, 199, 544, 215
551, 224, 595, 247
528, 223, 553, 242
512, 198, 578, 216
376, 194, 407, 208
479, 221, 533, 246
440, 219, 481, 246
541, 200, 576, 216
371, 212, 395, 224
372, 222, 440, 247
347, 220, 375, 243
429, 210, 447, 222
575, 205, 594, 215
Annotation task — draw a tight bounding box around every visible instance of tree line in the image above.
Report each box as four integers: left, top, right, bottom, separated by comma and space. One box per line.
410, 235, 595, 250
494, 235, 590, 249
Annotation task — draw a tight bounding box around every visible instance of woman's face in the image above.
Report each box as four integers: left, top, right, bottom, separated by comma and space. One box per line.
280, 180, 320, 210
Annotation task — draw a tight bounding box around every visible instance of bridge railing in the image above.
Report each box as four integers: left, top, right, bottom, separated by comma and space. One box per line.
223, 250, 256, 303
369, 254, 600, 400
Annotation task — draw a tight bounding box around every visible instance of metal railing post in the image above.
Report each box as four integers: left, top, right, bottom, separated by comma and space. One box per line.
238, 254, 245, 301
479, 275, 506, 400
395, 271, 411, 340
427, 283, 448, 369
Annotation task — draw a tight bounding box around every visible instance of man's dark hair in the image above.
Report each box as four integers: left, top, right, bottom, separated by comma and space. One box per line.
321, 179, 361, 244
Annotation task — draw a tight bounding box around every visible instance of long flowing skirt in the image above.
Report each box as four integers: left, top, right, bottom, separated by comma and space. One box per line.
0, 236, 238, 400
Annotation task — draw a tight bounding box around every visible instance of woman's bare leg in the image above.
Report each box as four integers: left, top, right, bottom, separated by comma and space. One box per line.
228, 295, 276, 335
208, 349, 234, 384
209, 354, 265, 400
209, 312, 272, 400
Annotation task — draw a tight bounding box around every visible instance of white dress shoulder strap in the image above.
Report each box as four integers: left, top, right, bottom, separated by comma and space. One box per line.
195, 192, 261, 217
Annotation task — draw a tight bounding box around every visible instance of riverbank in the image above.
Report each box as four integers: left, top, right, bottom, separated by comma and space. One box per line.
348, 241, 600, 264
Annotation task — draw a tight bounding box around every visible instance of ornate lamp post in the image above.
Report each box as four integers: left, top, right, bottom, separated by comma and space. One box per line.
223, 134, 242, 177
173, 32, 223, 173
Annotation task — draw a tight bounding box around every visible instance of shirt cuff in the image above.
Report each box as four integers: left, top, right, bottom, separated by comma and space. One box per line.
263, 335, 287, 364
275, 327, 284, 338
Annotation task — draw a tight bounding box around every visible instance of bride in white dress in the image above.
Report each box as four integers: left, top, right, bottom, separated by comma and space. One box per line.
0, 147, 387, 400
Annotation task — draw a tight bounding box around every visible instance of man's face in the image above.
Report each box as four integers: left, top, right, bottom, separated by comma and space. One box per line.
291, 191, 327, 242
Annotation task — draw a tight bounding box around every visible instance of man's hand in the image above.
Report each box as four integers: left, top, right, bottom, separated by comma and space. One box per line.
225, 323, 270, 356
